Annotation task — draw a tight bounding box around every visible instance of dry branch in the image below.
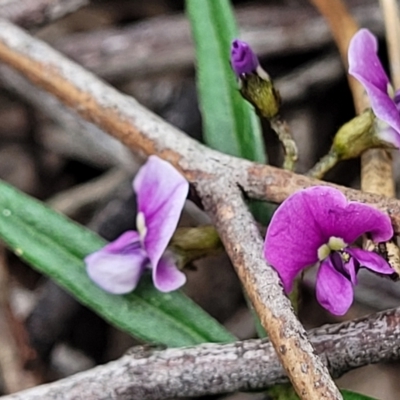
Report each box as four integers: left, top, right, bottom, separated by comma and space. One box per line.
2, 307, 400, 400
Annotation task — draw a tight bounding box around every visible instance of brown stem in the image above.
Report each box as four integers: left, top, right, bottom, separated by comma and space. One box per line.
2, 307, 400, 400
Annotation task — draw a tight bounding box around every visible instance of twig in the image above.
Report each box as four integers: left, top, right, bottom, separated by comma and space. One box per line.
380, 0, 400, 89
0, 19, 343, 399
0, 0, 89, 29
2, 307, 400, 400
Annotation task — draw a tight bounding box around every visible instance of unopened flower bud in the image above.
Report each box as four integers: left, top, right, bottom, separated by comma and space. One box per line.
230, 39, 281, 120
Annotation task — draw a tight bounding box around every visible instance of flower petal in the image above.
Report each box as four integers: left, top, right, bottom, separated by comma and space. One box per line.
376, 124, 400, 149
134, 156, 189, 268
230, 39, 259, 76
347, 248, 394, 275
264, 186, 343, 292
153, 253, 186, 292
294, 187, 393, 244
316, 258, 354, 315
331, 201, 393, 243
102, 231, 141, 254
85, 245, 147, 294
349, 29, 389, 93
349, 29, 400, 134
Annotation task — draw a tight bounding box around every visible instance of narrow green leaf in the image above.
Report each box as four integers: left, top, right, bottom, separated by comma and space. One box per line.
186, 0, 266, 163
0, 180, 235, 347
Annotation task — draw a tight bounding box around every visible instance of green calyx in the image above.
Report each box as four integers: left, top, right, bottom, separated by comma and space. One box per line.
333, 109, 395, 160
239, 71, 281, 120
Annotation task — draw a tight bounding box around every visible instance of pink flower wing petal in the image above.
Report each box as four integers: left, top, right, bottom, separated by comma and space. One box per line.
153, 254, 186, 292
349, 29, 389, 93
103, 231, 141, 253
329, 202, 393, 243
349, 29, 400, 134
316, 258, 354, 316
134, 156, 189, 268
347, 248, 394, 275
85, 247, 147, 294
377, 125, 400, 149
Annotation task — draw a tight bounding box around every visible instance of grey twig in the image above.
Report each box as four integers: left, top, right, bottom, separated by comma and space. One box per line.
0, 0, 89, 29
2, 307, 400, 400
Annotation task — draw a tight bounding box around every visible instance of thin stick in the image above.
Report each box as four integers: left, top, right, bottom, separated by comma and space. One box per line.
2, 307, 400, 400
380, 0, 400, 89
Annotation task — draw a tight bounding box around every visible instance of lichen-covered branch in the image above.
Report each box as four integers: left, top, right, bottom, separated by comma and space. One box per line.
2, 307, 400, 400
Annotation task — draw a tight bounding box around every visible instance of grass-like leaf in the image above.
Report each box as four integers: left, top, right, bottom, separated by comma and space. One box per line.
186, 0, 266, 163
0, 180, 235, 347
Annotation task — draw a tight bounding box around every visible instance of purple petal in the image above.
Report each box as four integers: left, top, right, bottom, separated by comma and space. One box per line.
230, 39, 259, 76
347, 248, 394, 275
134, 156, 188, 269
316, 258, 354, 315
102, 231, 141, 254
349, 29, 400, 134
332, 251, 358, 285
264, 186, 342, 292
376, 125, 400, 149
85, 244, 147, 294
153, 253, 186, 292
330, 201, 393, 243
290, 187, 393, 244
349, 29, 389, 93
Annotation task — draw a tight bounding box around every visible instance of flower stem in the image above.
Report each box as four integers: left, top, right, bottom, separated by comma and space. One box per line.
306, 149, 339, 179
269, 116, 298, 171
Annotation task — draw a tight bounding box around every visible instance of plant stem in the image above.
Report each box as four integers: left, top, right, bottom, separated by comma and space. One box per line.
269, 116, 298, 171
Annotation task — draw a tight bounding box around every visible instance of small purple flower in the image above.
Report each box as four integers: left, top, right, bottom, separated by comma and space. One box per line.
85, 156, 188, 294
348, 28, 400, 148
264, 186, 393, 315
230, 39, 259, 76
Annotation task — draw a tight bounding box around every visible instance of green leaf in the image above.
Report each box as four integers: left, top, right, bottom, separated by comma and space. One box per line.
0, 180, 235, 347
267, 385, 379, 400
341, 390, 379, 400
186, 0, 266, 163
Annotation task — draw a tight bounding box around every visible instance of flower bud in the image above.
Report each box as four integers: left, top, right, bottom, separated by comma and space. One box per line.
230, 39, 281, 119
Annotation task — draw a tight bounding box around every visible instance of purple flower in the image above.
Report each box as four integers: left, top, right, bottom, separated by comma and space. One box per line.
348, 28, 400, 148
85, 156, 188, 294
264, 186, 393, 315
230, 39, 259, 76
